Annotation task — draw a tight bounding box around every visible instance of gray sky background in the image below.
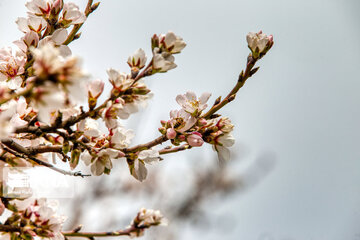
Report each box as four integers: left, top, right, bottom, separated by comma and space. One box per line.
1, 0, 360, 240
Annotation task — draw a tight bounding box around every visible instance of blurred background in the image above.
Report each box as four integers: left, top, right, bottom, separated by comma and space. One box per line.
1, 0, 360, 239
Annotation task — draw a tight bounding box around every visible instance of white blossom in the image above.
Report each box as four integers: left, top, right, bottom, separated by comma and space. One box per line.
107, 68, 133, 90
132, 149, 160, 182
111, 126, 134, 149
161, 31, 186, 54
16, 16, 47, 33
246, 31, 273, 55
127, 48, 147, 69
88, 79, 104, 99
77, 118, 102, 138
176, 91, 211, 116
82, 148, 125, 176
60, 2, 86, 26
213, 133, 235, 163
137, 208, 168, 226
0, 47, 26, 90
152, 47, 176, 72
169, 109, 196, 133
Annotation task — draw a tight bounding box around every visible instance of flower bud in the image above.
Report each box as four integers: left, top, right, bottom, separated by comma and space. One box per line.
187, 132, 204, 147
246, 31, 273, 58
166, 128, 177, 139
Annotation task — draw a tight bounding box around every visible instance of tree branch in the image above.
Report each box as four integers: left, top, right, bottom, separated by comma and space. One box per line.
1, 139, 89, 177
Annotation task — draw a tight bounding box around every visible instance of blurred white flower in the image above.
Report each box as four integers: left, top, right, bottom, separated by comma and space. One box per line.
0, 47, 26, 90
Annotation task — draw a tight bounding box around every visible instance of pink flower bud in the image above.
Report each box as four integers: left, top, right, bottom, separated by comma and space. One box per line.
187, 132, 204, 147
166, 128, 177, 139
178, 134, 186, 141
198, 118, 207, 126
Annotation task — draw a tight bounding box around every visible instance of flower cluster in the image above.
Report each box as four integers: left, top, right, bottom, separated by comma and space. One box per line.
1, 198, 65, 240
128, 208, 168, 238
0, 0, 274, 238
151, 31, 186, 73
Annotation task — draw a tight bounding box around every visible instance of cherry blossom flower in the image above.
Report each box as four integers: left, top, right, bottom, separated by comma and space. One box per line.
88, 79, 104, 99
77, 118, 102, 138
0, 100, 18, 139
246, 31, 273, 57
176, 91, 211, 116
0, 47, 26, 90
14, 31, 40, 53
137, 208, 168, 226
160, 31, 186, 54
16, 16, 47, 33
26, 0, 54, 17
10, 198, 66, 240
81, 148, 125, 176
169, 109, 196, 133
127, 48, 147, 70
110, 126, 135, 149
213, 133, 235, 163
59, 2, 86, 27
132, 149, 160, 182
152, 47, 177, 72
107, 68, 133, 91
38, 28, 72, 57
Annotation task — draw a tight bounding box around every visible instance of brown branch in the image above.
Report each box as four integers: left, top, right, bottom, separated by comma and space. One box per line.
159, 144, 190, 155
62, 226, 139, 238
1, 139, 89, 177
124, 135, 168, 153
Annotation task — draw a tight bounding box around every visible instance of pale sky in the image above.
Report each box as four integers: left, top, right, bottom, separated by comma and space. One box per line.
1, 0, 360, 239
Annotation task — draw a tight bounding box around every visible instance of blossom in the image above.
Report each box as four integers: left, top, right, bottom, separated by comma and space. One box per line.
88, 79, 104, 99
38, 28, 72, 57
26, 0, 54, 17
107, 68, 133, 91
187, 132, 204, 147
110, 126, 134, 149
0, 47, 26, 90
176, 91, 211, 116
136, 208, 168, 226
132, 149, 160, 182
246, 31, 273, 57
160, 31, 186, 54
77, 118, 102, 138
127, 48, 147, 70
10, 198, 66, 240
16, 16, 47, 33
60, 3, 86, 27
14, 31, 40, 52
81, 148, 125, 176
169, 109, 196, 133
152, 47, 176, 72
0, 100, 18, 139
213, 133, 235, 163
